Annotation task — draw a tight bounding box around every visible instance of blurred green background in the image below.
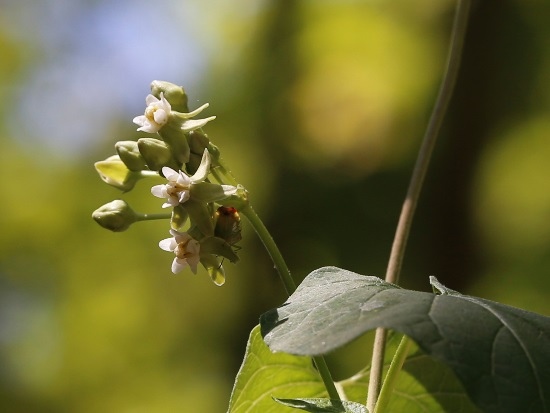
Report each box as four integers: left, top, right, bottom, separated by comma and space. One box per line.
1, 0, 549, 411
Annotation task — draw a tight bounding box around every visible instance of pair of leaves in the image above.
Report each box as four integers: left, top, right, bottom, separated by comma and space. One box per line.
258, 267, 550, 413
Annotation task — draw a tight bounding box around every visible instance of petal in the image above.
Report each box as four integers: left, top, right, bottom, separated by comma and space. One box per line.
151, 184, 167, 198
145, 94, 159, 105
158, 93, 172, 112
190, 149, 211, 183
172, 258, 188, 274
133, 115, 146, 126
188, 256, 200, 274
177, 190, 191, 204
153, 109, 168, 125
159, 237, 177, 252
161, 167, 179, 181
221, 185, 238, 196
181, 116, 216, 133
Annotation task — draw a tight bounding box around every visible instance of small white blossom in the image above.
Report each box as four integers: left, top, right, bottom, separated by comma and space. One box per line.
159, 229, 200, 274
151, 149, 237, 207
133, 93, 172, 133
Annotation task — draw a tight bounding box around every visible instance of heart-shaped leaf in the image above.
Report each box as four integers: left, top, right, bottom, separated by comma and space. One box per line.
227, 325, 327, 413
260, 267, 550, 413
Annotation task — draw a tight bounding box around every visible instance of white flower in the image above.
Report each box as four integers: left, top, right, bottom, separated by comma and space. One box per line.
133, 93, 172, 133
159, 230, 201, 274
151, 149, 237, 207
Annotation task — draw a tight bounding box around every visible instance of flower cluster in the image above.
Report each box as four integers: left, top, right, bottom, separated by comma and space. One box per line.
92, 81, 246, 285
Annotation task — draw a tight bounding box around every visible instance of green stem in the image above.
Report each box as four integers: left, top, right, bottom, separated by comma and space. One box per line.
240, 204, 296, 295
136, 212, 172, 221
240, 204, 341, 401
366, 0, 471, 411
372, 336, 412, 413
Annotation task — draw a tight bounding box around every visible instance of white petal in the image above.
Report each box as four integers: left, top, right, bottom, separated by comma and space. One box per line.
133, 115, 146, 126
158, 93, 172, 112
221, 185, 238, 196
181, 116, 216, 133
151, 184, 167, 198
172, 258, 188, 274
190, 149, 211, 183
153, 109, 168, 125
161, 167, 179, 181
145, 94, 159, 105
177, 191, 190, 204
159, 237, 177, 252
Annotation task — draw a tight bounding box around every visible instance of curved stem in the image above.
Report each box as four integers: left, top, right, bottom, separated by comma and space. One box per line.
366, 0, 471, 411
240, 204, 296, 295
240, 204, 341, 401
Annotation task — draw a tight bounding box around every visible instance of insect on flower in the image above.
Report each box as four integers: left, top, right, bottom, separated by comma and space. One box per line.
214, 206, 242, 249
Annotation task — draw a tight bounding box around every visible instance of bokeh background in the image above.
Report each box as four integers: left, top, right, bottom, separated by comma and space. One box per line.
1, 0, 549, 411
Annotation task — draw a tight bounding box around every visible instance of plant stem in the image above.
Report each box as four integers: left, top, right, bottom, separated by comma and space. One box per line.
366, 0, 471, 411
372, 336, 412, 413
240, 204, 342, 401
241, 204, 296, 295
137, 212, 172, 221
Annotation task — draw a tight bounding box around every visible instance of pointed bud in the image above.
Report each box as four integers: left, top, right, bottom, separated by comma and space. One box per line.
150, 80, 189, 113
171, 204, 189, 230
94, 155, 143, 192
115, 140, 147, 171
190, 182, 238, 203
200, 254, 226, 286
186, 130, 210, 175
200, 236, 239, 263
137, 138, 179, 171
157, 117, 191, 165
92, 200, 138, 232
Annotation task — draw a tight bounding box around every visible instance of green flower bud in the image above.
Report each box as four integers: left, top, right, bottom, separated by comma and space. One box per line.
186, 130, 210, 174
94, 155, 146, 192
190, 182, 238, 203
157, 116, 191, 165
182, 199, 214, 237
150, 80, 189, 113
200, 254, 226, 286
137, 138, 179, 171
200, 236, 239, 263
92, 200, 138, 232
171, 204, 189, 230
115, 140, 147, 171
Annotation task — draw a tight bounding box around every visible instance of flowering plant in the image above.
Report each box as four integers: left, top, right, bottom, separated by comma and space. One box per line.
92, 2, 550, 411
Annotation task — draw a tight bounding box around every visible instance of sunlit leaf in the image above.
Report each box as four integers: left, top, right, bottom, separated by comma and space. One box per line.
227, 325, 326, 413
261, 267, 550, 413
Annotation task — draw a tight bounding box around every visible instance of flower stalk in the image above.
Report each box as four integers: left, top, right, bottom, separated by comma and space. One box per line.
366, 0, 472, 411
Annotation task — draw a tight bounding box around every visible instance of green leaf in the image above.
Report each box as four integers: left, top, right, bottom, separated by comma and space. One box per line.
274, 398, 367, 413
339, 333, 481, 413
227, 325, 327, 413
260, 267, 550, 413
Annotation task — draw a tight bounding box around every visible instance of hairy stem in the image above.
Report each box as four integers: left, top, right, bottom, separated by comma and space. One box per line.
241, 204, 341, 401
366, 0, 471, 411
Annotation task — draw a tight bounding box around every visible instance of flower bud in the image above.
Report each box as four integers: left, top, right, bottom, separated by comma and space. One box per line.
171, 204, 189, 230
200, 254, 226, 286
137, 138, 179, 171
94, 155, 143, 192
157, 118, 191, 165
220, 185, 250, 210
200, 236, 239, 263
115, 140, 147, 171
150, 80, 189, 113
186, 130, 210, 174
92, 200, 138, 232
